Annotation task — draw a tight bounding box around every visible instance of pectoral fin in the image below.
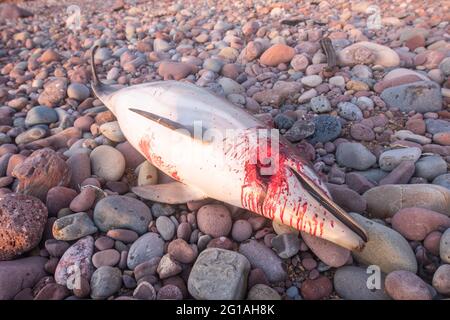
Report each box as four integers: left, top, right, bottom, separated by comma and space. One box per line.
132, 182, 208, 204
129, 108, 211, 143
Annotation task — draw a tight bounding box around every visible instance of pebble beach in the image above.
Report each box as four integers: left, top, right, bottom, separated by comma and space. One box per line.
0, 0, 450, 301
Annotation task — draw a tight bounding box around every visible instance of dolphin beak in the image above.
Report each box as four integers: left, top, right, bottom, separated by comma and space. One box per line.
276, 158, 368, 251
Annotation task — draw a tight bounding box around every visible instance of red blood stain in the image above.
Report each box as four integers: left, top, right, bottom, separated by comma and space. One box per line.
139, 136, 181, 182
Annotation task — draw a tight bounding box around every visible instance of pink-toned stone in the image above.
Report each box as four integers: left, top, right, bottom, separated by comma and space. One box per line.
0, 193, 48, 260
55, 236, 94, 287
158, 61, 197, 81
12, 148, 71, 201
260, 44, 295, 67
300, 276, 333, 300
301, 232, 350, 267
391, 207, 450, 241
385, 270, 432, 300
46, 186, 78, 216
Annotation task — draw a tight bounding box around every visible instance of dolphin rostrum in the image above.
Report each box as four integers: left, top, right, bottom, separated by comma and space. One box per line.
90, 46, 368, 251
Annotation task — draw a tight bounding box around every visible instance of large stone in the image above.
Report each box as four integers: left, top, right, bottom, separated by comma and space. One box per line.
391, 207, 450, 241
338, 42, 400, 67
378, 147, 422, 171
127, 233, 165, 270
52, 212, 98, 241
0, 193, 47, 260
380, 81, 442, 113
334, 266, 390, 300
90, 145, 125, 181
94, 195, 152, 235
0, 256, 47, 300
239, 240, 287, 282
363, 184, 450, 218
349, 213, 417, 274
301, 232, 350, 268
188, 248, 250, 300
55, 236, 94, 288
12, 148, 71, 201
336, 142, 376, 170
90, 266, 122, 300
260, 44, 295, 66
385, 270, 432, 300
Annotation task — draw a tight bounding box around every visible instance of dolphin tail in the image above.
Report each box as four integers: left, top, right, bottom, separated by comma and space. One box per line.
90, 45, 120, 115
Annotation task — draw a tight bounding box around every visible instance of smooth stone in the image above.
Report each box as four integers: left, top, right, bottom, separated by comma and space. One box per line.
300, 276, 333, 300
90, 145, 125, 181
247, 284, 281, 300
67, 83, 90, 101
414, 155, 447, 180
156, 216, 176, 241
385, 271, 432, 300
167, 239, 197, 264
55, 236, 94, 287
137, 161, 158, 186
0, 256, 47, 300
25, 106, 58, 127
380, 81, 442, 113
90, 266, 122, 300
116, 141, 145, 169
393, 130, 431, 145
197, 204, 232, 238
133, 281, 156, 300
157, 254, 182, 279
52, 212, 98, 241
336, 142, 376, 170
15, 127, 47, 145
433, 173, 450, 190
66, 153, 91, 190
432, 264, 450, 295
94, 195, 152, 235
127, 233, 165, 270
425, 119, 450, 135
326, 183, 367, 213
378, 147, 422, 171
92, 249, 120, 268
231, 220, 253, 242
46, 186, 77, 216
440, 229, 450, 263
260, 44, 295, 66
301, 75, 322, 87
188, 248, 250, 300
338, 41, 400, 67
349, 213, 417, 274
379, 160, 415, 185
334, 266, 390, 300
271, 233, 300, 259
391, 207, 450, 241
99, 121, 125, 142
239, 240, 287, 282
363, 184, 450, 218
301, 232, 350, 268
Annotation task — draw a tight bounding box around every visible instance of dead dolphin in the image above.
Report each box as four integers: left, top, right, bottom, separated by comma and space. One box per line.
90, 46, 368, 251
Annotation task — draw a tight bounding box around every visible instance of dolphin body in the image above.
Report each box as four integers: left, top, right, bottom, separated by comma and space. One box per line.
90, 46, 368, 251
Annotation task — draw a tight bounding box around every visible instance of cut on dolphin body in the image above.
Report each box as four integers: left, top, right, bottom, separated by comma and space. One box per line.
90, 46, 368, 251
